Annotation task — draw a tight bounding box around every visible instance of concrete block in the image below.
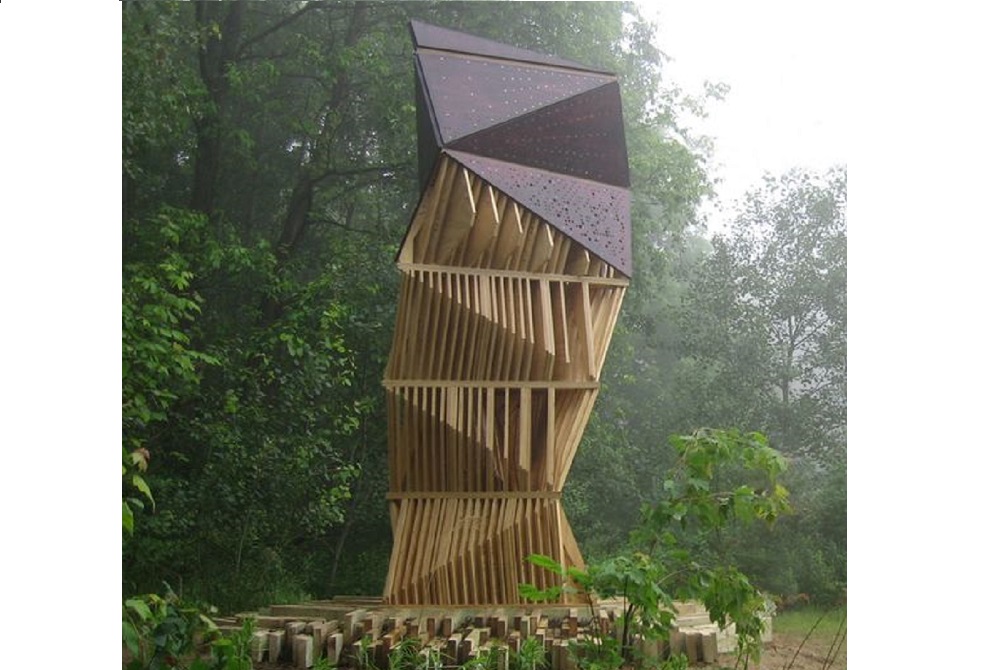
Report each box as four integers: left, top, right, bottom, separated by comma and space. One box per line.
716, 622, 738, 654
495, 644, 509, 670
250, 630, 269, 663
345, 610, 368, 640
327, 632, 345, 665
311, 621, 330, 663
447, 633, 463, 664
551, 640, 565, 670
375, 638, 390, 669
684, 630, 701, 663
700, 631, 718, 664
287, 621, 307, 643
269, 630, 285, 663
294, 633, 314, 668
639, 636, 662, 662
669, 629, 685, 657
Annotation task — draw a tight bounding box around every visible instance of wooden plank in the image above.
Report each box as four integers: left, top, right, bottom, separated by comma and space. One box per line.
580, 281, 596, 379
494, 200, 524, 269
554, 390, 599, 489
435, 272, 458, 379
557, 281, 571, 365
596, 287, 626, 375
546, 387, 555, 489
486, 387, 496, 491
452, 273, 472, 379
563, 246, 591, 277
516, 278, 533, 380
510, 277, 524, 381
383, 380, 600, 390
528, 223, 555, 273
538, 279, 555, 360
396, 262, 629, 287
513, 216, 540, 272
518, 388, 531, 481
464, 184, 500, 266
435, 167, 476, 262
386, 491, 563, 500
412, 159, 451, 264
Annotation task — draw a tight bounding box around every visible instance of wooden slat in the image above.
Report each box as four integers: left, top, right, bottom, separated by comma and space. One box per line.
387, 491, 563, 500
383, 380, 600, 390
518, 388, 531, 484
580, 281, 596, 379
397, 262, 629, 287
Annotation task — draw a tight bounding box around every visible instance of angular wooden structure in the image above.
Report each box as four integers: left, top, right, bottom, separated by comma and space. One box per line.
382, 21, 631, 606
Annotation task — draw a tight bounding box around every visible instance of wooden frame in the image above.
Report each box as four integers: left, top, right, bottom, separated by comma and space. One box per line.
383, 157, 627, 605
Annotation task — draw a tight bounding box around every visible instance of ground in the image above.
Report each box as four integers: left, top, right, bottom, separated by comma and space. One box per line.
714, 630, 847, 670
250, 628, 847, 670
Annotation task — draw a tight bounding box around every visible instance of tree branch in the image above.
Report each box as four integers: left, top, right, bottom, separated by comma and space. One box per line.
236, 3, 323, 59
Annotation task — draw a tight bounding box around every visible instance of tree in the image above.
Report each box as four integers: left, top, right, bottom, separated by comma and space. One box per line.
682, 167, 847, 463
523, 428, 791, 668
668, 168, 847, 602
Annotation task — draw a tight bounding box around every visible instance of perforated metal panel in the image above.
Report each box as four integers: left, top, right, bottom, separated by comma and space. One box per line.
447, 150, 631, 276
408, 19, 632, 276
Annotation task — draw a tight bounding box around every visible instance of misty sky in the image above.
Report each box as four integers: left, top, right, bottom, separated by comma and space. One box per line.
635, 1, 849, 231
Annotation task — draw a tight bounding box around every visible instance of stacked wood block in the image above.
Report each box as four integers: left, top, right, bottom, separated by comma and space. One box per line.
231, 599, 624, 669
384, 20, 632, 608
223, 598, 770, 668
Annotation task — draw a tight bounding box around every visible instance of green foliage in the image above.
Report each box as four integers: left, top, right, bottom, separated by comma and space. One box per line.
511, 637, 547, 670
523, 429, 790, 665
352, 635, 377, 670
388, 637, 423, 670
570, 635, 624, 670
122, 586, 253, 670
202, 617, 256, 670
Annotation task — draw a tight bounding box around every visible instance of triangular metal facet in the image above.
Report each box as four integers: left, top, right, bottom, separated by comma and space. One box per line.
450, 82, 630, 188
447, 150, 632, 276
416, 51, 613, 145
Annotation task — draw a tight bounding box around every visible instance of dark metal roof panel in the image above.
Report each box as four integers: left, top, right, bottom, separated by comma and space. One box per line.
416, 51, 612, 145
447, 150, 632, 277
451, 82, 630, 188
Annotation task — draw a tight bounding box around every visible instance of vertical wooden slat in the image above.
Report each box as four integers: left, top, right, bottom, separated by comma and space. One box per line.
580, 281, 596, 379
546, 387, 555, 489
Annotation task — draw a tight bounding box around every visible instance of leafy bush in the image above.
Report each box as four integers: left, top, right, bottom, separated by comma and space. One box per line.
122, 587, 254, 670
522, 429, 790, 667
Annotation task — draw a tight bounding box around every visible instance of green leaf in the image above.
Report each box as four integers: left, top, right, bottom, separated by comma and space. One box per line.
125, 597, 153, 621
132, 474, 155, 506
122, 620, 141, 656
122, 501, 134, 535
526, 553, 564, 573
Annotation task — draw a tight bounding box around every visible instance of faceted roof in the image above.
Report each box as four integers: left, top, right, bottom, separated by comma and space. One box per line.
408, 20, 632, 276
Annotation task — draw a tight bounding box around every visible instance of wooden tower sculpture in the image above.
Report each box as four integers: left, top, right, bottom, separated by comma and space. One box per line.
383, 21, 631, 606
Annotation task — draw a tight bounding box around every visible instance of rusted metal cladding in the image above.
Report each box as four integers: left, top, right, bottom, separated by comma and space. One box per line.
383, 21, 631, 606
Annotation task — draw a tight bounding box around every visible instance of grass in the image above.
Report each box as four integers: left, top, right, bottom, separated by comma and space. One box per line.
771, 606, 847, 669
773, 606, 847, 639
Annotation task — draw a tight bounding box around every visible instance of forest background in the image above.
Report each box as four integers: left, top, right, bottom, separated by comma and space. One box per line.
8, 4, 1000, 668
118, 0, 846, 616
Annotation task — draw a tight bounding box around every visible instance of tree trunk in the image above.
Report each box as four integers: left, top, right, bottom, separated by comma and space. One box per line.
190, 1, 245, 217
